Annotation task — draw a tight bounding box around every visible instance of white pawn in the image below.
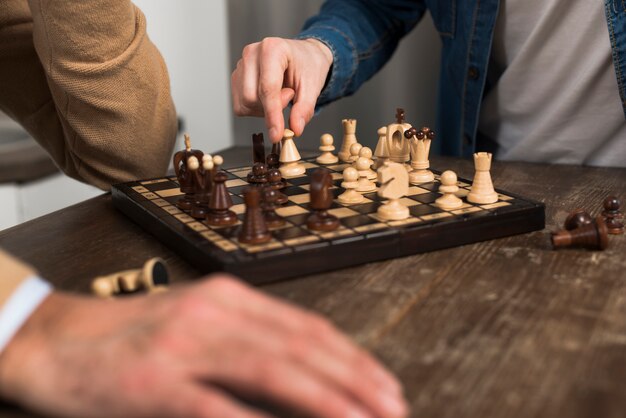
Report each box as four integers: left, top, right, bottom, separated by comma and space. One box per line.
337, 167, 364, 204
316, 134, 339, 165
435, 171, 463, 210
467, 152, 498, 204
279, 129, 306, 177
355, 157, 376, 193
374, 126, 389, 169
358, 147, 377, 180
349, 142, 363, 164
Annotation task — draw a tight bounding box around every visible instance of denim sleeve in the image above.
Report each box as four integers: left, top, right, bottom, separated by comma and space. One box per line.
295, 0, 426, 107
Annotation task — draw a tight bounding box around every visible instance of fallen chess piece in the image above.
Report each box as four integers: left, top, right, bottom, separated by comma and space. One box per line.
552, 216, 609, 251
564, 209, 593, 231
602, 195, 624, 235
91, 258, 170, 298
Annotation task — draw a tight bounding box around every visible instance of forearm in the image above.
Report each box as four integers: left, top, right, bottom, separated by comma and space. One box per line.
296, 0, 426, 106
2, 0, 177, 190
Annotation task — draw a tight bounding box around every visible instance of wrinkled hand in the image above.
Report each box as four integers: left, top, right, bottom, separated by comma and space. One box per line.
0, 276, 407, 418
232, 38, 333, 143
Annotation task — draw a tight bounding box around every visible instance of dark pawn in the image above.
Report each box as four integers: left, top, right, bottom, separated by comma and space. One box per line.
266, 153, 280, 170
564, 209, 593, 231
263, 188, 286, 228
239, 187, 272, 244
552, 216, 609, 251
247, 162, 269, 186
602, 195, 624, 235
206, 171, 237, 226
267, 169, 288, 205
307, 168, 340, 231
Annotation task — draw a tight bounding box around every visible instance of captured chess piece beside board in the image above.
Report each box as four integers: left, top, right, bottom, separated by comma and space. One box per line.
91, 258, 170, 297
111, 109, 547, 284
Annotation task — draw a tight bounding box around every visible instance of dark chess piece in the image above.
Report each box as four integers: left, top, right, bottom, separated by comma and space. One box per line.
266, 153, 280, 170
602, 195, 624, 235
252, 133, 266, 164
564, 209, 593, 231
552, 216, 609, 251
307, 168, 340, 231
239, 187, 272, 244
271, 141, 281, 158
188, 156, 215, 220
173, 134, 204, 211
247, 162, 269, 186
263, 188, 286, 228
267, 168, 288, 205
206, 171, 237, 226
395, 108, 405, 124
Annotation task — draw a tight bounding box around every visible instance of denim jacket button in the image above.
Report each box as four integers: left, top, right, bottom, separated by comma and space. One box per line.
468, 67, 480, 80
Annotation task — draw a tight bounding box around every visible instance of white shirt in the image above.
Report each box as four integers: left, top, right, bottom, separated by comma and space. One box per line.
478, 0, 626, 167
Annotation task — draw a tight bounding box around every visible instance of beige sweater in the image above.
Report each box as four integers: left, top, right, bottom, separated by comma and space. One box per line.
0, 0, 178, 303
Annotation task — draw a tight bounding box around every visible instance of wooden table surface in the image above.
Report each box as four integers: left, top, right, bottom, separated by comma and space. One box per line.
1, 147, 625, 418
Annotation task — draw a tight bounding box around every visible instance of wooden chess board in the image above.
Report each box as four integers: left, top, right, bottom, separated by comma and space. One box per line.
111, 158, 545, 284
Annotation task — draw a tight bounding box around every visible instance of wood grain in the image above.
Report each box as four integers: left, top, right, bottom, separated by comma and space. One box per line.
1, 147, 625, 418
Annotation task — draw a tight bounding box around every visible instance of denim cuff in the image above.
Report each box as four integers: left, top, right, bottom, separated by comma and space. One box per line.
295, 25, 358, 107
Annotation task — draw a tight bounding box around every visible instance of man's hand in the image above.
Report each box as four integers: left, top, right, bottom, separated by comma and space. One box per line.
0, 276, 407, 418
232, 38, 333, 143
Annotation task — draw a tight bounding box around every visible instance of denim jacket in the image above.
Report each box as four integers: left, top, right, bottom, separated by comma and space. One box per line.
297, 0, 626, 157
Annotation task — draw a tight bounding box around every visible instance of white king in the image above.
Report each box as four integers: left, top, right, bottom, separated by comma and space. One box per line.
467, 152, 498, 204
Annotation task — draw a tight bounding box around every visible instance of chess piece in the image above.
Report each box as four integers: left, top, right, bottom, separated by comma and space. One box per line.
307, 169, 340, 231
467, 152, 498, 204
408, 128, 435, 184
271, 141, 281, 158
252, 133, 266, 164
337, 167, 364, 205
262, 188, 286, 228
349, 142, 363, 164
266, 152, 280, 170
602, 195, 624, 234
239, 187, 272, 244
188, 155, 214, 219
356, 157, 377, 193
435, 170, 463, 210
267, 168, 288, 205
385, 109, 412, 164
374, 126, 389, 169
206, 171, 237, 226
92, 258, 169, 298
377, 162, 409, 220
248, 162, 269, 186
316, 134, 339, 164
359, 147, 377, 180
338, 118, 358, 163
552, 216, 609, 250
173, 133, 204, 211
564, 209, 593, 231
279, 129, 306, 177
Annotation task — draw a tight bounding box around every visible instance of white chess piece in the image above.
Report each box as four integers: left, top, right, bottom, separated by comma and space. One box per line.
467, 152, 498, 204
316, 134, 339, 164
377, 161, 409, 220
337, 167, 364, 204
338, 119, 357, 163
435, 170, 463, 210
349, 142, 363, 164
374, 126, 389, 169
279, 129, 306, 177
358, 147, 377, 180
408, 128, 435, 184
355, 157, 376, 193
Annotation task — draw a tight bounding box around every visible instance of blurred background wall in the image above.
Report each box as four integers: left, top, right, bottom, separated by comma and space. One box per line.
228, 0, 441, 151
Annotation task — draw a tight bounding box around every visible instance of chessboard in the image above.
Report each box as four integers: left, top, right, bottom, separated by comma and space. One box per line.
111, 157, 545, 284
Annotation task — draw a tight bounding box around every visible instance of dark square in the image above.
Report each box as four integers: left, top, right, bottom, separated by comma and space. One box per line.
362, 192, 383, 202
410, 204, 442, 217
230, 195, 244, 205
303, 201, 341, 211
285, 213, 310, 226
420, 182, 440, 192
144, 181, 179, 192
282, 186, 308, 196
332, 188, 343, 198
410, 192, 440, 204
286, 176, 310, 186
228, 185, 249, 196
273, 226, 310, 241
350, 202, 381, 214
333, 179, 343, 188
341, 215, 377, 228
164, 196, 182, 206
213, 225, 242, 240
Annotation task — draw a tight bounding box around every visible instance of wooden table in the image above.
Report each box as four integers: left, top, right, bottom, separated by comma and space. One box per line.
1, 147, 625, 418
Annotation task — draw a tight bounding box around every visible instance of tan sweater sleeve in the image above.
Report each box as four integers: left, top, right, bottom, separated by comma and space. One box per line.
0, 249, 36, 309
0, 0, 177, 191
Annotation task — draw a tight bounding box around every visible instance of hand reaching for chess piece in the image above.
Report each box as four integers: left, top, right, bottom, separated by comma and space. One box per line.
0, 278, 407, 418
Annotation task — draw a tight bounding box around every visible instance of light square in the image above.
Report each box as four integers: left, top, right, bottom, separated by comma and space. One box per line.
231, 204, 246, 215
151, 198, 170, 207
320, 228, 354, 240
399, 197, 420, 207
276, 205, 309, 217
132, 186, 149, 193
328, 207, 359, 218
141, 178, 169, 185
326, 163, 350, 172
142, 192, 159, 200
284, 235, 320, 246
162, 206, 182, 215
354, 223, 387, 233
174, 214, 195, 223
156, 188, 184, 198
213, 240, 238, 252
188, 222, 208, 232
406, 186, 430, 196
288, 194, 310, 204
243, 241, 284, 253
225, 179, 248, 188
